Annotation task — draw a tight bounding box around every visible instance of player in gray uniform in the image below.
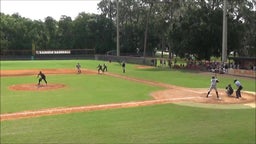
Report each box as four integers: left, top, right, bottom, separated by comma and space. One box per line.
206, 76, 220, 99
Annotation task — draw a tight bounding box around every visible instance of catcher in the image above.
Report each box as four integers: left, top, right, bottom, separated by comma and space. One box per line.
225, 84, 234, 96
37, 71, 47, 85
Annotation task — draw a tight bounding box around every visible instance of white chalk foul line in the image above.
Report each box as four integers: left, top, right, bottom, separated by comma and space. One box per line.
0, 97, 198, 121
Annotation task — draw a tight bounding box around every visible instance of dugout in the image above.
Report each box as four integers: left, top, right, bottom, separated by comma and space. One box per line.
228, 57, 256, 70
227, 57, 256, 78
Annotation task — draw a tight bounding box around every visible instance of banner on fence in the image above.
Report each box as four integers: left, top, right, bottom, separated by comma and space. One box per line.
36, 50, 71, 55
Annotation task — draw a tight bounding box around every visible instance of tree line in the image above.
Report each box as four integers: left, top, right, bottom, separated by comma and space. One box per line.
0, 12, 115, 55
1, 0, 255, 60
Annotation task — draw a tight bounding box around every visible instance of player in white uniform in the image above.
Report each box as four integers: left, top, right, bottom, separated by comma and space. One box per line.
206, 76, 220, 99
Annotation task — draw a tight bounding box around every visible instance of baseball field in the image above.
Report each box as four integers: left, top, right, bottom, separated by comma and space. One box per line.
1, 60, 255, 143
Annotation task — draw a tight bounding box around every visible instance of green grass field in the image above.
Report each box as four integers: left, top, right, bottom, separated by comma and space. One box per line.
1, 60, 255, 143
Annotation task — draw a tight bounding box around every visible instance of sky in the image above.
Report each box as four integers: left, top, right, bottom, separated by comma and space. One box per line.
1, 0, 101, 21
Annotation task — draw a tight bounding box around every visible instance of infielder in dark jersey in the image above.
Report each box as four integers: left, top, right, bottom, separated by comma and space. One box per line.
122, 61, 126, 73
97, 64, 103, 74
103, 63, 108, 72
37, 71, 47, 85
76, 63, 81, 74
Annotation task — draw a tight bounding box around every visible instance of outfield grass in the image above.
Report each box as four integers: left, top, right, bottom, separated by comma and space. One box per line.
122, 67, 256, 91
1, 104, 255, 143
1, 60, 255, 143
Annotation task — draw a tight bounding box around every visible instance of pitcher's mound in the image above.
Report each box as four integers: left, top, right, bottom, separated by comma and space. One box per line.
9, 83, 66, 91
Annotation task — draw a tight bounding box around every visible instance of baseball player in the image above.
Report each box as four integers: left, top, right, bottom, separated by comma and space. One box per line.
76, 63, 81, 73
37, 71, 47, 85
225, 84, 234, 96
206, 76, 220, 99
234, 79, 243, 98
97, 64, 103, 74
122, 61, 126, 73
103, 63, 108, 72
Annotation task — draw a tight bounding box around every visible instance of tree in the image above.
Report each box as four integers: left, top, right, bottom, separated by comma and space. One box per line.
58, 15, 74, 49
1, 0, 255, 58
44, 16, 58, 49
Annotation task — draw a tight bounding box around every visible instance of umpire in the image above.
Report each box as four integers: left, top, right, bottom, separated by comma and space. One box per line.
234, 79, 243, 98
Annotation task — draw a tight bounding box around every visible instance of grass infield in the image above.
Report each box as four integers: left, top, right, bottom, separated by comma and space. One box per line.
1, 60, 255, 143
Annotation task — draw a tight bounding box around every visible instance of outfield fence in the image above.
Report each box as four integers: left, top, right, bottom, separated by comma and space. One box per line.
0, 49, 95, 60
95, 55, 157, 66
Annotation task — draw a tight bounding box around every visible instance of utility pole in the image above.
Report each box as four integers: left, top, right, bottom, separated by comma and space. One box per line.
116, 0, 120, 56
222, 0, 228, 63
143, 2, 153, 57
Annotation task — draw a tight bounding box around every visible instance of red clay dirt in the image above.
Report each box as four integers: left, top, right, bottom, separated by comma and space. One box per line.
0, 68, 255, 121
9, 83, 66, 91
1, 69, 96, 77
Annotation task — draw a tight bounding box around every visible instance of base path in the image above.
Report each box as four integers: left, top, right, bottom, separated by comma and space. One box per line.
0, 97, 197, 121
1, 68, 255, 121
105, 72, 255, 105
1, 68, 96, 77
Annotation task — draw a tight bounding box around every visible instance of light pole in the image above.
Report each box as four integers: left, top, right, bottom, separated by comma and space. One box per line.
116, 0, 120, 56
222, 0, 228, 63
